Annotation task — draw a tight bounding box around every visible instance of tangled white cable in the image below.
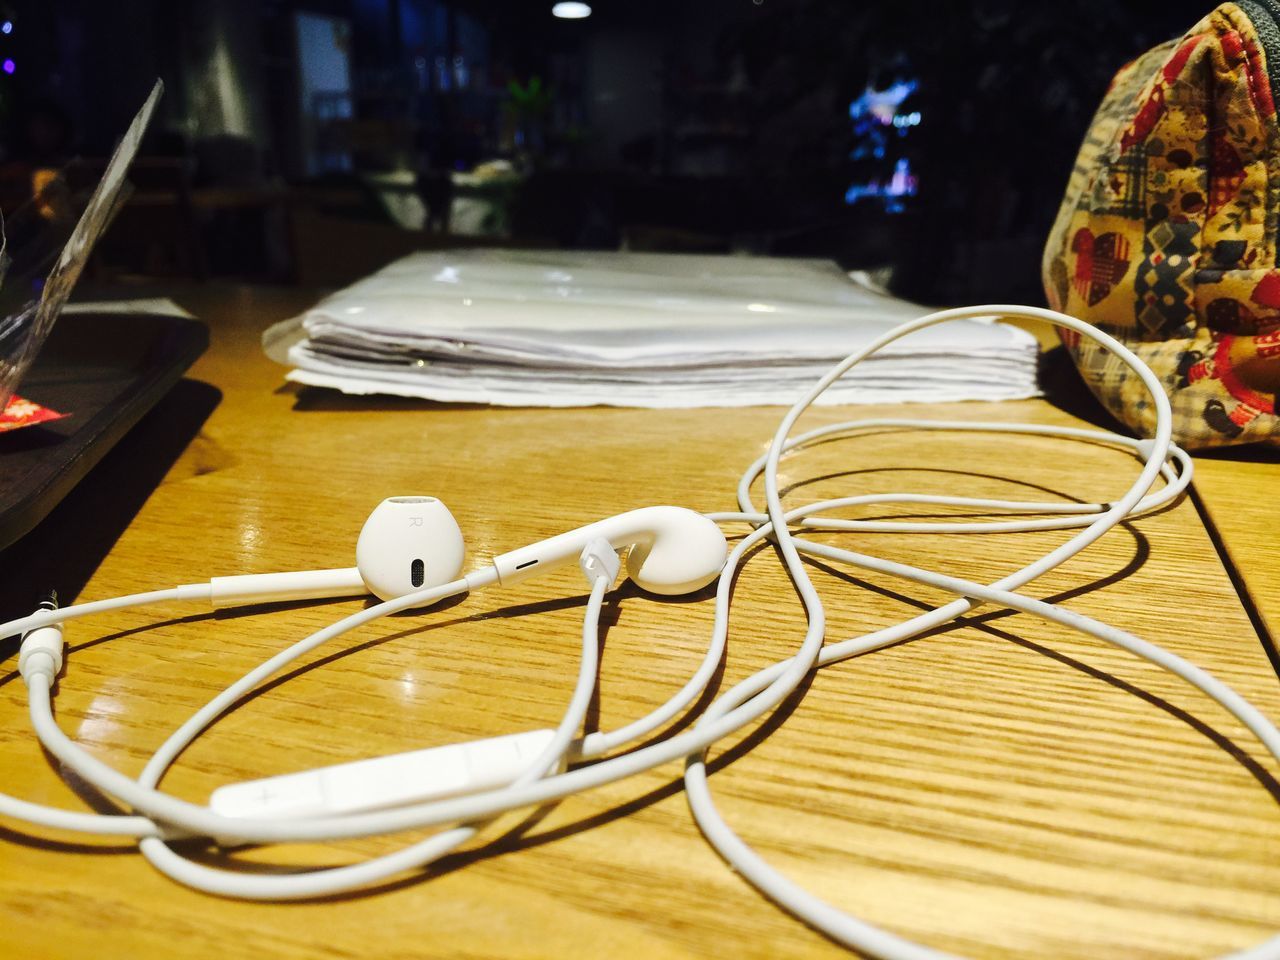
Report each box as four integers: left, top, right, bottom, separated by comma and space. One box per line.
4, 305, 1275, 958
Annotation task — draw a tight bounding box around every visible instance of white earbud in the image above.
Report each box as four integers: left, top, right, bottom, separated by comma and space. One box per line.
205, 500, 725, 608
355, 497, 466, 600
207, 496, 466, 608
490, 505, 728, 595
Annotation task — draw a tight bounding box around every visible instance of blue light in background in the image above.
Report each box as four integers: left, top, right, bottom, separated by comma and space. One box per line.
845, 78, 920, 213
1, 21, 12, 35
848, 80, 917, 125
845, 158, 917, 213
2, 60, 15, 75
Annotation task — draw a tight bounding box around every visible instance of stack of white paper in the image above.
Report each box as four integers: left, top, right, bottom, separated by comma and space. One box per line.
263, 251, 1039, 408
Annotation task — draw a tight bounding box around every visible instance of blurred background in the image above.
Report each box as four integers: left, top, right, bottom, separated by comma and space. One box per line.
0, 0, 1208, 304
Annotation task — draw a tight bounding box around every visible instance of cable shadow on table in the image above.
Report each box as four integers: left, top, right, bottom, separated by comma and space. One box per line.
805, 546, 1280, 822
780, 447, 1280, 804
770, 461, 1156, 609
775, 439, 1179, 514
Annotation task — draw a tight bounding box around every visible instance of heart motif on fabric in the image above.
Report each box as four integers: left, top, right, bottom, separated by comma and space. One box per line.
1208, 130, 1247, 215
1071, 228, 1131, 306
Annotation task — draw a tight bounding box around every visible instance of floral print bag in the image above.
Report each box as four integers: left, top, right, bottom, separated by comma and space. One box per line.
1043, 2, 1280, 447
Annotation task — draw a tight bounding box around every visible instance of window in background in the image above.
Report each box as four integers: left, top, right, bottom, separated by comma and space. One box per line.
295, 11, 354, 175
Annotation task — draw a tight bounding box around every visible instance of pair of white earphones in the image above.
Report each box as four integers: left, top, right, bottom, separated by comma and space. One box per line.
6, 304, 1277, 960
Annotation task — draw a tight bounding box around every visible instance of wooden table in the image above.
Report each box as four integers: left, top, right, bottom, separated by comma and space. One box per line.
1192, 451, 1280, 654
1, 286, 1278, 959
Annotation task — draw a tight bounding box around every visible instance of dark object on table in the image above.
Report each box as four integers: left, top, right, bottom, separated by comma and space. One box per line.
0, 310, 208, 549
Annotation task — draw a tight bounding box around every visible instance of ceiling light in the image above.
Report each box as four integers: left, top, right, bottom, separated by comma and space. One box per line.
552, 3, 592, 19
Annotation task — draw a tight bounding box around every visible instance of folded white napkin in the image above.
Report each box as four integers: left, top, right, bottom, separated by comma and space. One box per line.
264, 250, 1039, 408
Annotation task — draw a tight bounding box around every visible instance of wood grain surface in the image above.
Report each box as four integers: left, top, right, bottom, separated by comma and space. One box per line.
1191, 451, 1280, 650
0, 284, 1277, 959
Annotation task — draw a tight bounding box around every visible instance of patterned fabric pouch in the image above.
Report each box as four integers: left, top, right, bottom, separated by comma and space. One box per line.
1043, 2, 1280, 447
